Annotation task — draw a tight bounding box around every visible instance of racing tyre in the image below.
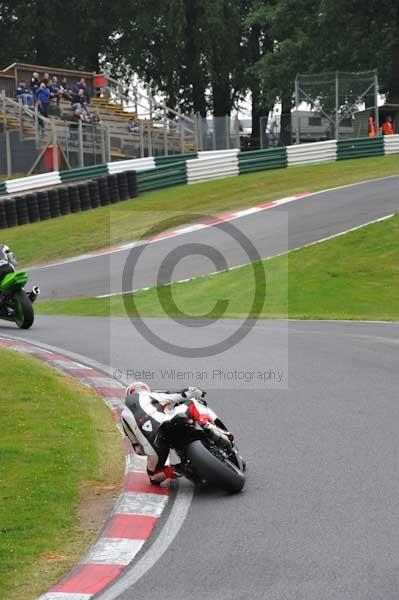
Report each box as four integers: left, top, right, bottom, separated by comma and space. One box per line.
14, 290, 34, 329
186, 440, 245, 494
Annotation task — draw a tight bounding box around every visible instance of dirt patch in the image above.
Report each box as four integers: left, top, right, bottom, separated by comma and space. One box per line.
77, 480, 121, 535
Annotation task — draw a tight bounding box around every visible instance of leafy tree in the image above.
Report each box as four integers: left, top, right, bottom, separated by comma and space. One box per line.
0, 0, 125, 71
251, 0, 399, 144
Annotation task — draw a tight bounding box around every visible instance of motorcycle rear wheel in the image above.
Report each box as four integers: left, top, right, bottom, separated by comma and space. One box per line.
14, 291, 34, 329
186, 440, 245, 494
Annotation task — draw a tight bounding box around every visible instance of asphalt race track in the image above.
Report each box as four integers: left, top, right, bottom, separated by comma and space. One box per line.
6, 316, 399, 600
7, 176, 399, 599
29, 175, 399, 299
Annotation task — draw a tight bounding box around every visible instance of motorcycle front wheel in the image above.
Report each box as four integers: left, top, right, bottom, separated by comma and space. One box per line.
14, 291, 34, 329
186, 440, 245, 494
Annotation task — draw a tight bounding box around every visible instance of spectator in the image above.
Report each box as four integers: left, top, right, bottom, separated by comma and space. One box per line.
90, 109, 101, 124
74, 77, 90, 103
368, 114, 377, 138
71, 87, 88, 111
60, 77, 73, 101
30, 72, 40, 97
71, 107, 83, 124
381, 115, 394, 136
36, 82, 50, 118
16, 81, 34, 108
42, 72, 50, 86
49, 76, 61, 106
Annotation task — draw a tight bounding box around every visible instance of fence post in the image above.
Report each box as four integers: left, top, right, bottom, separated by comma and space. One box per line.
179, 110, 185, 154
104, 125, 111, 163
34, 104, 40, 148
235, 115, 240, 149
163, 101, 168, 156
335, 71, 340, 140
194, 113, 200, 151
78, 120, 84, 167
148, 121, 153, 156
148, 90, 153, 123
18, 99, 23, 141
139, 121, 144, 157
225, 115, 230, 149
5, 130, 12, 177
374, 70, 380, 135
295, 76, 300, 144
212, 117, 217, 150
51, 118, 59, 171
134, 89, 138, 116
100, 124, 106, 164
91, 123, 97, 164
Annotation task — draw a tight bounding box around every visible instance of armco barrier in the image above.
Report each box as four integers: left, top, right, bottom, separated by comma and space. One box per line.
187, 152, 239, 184
137, 162, 187, 193
197, 149, 239, 160
287, 140, 337, 166
337, 136, 384, 160
384, 134, 399, 155
239, 147, 287, 174
59, 164, 108, 183
154, 153, 198, 166
107, 157, 156, 174
6, 171, 61, 194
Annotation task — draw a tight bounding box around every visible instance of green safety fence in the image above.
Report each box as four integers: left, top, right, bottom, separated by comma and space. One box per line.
239, 147, 287, 174
154, 153, 198, 167
137, 162, 187, 194
337, 136, 385, 161
59, 164, 108, 183
0, 181, 7, 196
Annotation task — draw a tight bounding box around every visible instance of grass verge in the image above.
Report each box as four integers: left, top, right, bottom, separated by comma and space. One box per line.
3, 155, 399, 268
36, 213, 399, 321
0, 348, 124, 600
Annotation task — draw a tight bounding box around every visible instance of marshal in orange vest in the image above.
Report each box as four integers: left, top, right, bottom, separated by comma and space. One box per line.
368, 116, 377, 137
382, 119, 394, 135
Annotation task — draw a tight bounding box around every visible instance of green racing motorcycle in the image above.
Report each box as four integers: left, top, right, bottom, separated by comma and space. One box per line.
0, 271, 40, 329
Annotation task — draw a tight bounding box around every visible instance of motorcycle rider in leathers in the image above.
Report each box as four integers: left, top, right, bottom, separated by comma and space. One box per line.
121, 382, 233, 485
0, 245, 17, 282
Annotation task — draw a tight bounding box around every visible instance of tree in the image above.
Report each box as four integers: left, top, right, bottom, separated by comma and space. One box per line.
0, 0, 125, 71
251, 0, 399, 144
244, 1, 274, 142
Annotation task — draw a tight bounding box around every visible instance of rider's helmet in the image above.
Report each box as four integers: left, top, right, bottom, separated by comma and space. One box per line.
126, 381, 151, 398
0, 245, 17, 268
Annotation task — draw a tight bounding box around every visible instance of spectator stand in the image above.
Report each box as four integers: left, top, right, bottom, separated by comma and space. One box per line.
0, 62, 200, 177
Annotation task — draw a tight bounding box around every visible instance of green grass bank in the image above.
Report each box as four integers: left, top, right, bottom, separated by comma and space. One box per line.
37, 213, 399, 321
0, 348, 124, 600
